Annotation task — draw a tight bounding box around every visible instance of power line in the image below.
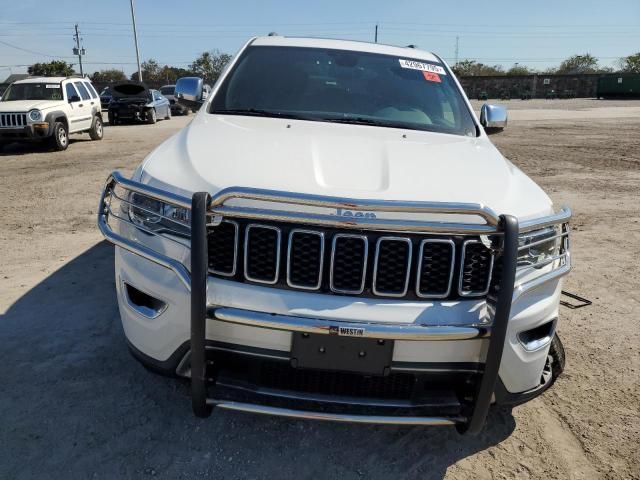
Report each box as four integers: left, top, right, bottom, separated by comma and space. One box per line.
0, 39, 74, 58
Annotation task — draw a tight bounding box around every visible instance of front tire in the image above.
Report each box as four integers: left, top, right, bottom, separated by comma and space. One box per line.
147, 108, 157, 124
89, 115, 103, 140
549, 333, 565, 381
50, 122, 69, 151
164, 106, 171, 120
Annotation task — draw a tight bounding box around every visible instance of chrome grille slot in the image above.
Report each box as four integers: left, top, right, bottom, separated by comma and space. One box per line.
287, 230, 324, 290
417, 239, 456, 298
330, 234, 368, 294
0, 112, 27, 128
244, 225, 281, 284
207, 220, 238, 276
373, 237, 412, 297
459, 240, 494, 296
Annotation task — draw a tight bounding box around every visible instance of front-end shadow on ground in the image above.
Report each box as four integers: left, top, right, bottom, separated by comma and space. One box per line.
0, 241, 515, 480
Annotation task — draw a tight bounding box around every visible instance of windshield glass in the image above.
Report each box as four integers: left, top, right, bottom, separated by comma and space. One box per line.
160, 86, 175, 95
1, 82, 63, 101
211, 46, 476, 136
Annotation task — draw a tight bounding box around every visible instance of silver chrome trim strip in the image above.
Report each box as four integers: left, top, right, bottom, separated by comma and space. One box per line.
210, 186, 500, 225
110, 171, 192, 210
329, 234, 369, 295
372, 236, 413, 297
207, 400, 464, 425
207, 398, 465, 425
415, 239, 456, 299
519, 207, 571, 232
286, 229, 325, 290
208, 220, 239, 277
244, 224, 282, 285
213, 307, 486, 341
458, 240, 494, 297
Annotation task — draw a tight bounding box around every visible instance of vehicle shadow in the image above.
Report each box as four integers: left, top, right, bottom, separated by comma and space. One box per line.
0, 138, 88, 156
0, 241, 515, 480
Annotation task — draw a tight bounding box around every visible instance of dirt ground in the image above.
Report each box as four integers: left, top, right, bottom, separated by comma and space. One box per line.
1, 100, 639, 479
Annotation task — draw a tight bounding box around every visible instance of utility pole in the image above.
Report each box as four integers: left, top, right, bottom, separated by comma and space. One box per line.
454, 36, 459, 65
374, 23, 378, 43
73, 24, 85, 76
130, 0, 142, 81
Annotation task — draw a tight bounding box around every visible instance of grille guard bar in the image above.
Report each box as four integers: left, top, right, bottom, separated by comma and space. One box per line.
98, 171, 572, 434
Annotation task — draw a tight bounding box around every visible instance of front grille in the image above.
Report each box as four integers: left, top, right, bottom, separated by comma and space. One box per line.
244, 225, 281, 284
287, 230, 324, 289
207, 220, 497, 300
331, 235, 368, 294
0, 112, 27, 128
259, 361, 415, 400
460, 241, 494, 296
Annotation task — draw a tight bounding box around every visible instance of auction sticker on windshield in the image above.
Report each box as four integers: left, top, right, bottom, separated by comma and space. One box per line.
398, 59, 446, 75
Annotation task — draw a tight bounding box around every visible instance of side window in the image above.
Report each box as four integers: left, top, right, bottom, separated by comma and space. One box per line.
74, 81, 91, 101
65, 83, 79, 102
85, 82, 98, 99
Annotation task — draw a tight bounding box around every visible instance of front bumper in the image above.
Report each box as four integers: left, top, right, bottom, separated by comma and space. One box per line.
0, 123, 51, 141
99, 171, 571, 433
109, 104, 146, 121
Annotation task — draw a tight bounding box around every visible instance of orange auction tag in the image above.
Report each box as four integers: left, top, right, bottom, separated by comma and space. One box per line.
422, 71, 441, 83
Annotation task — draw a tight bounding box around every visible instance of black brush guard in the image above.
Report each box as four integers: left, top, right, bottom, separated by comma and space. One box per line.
189, 191, 519, 435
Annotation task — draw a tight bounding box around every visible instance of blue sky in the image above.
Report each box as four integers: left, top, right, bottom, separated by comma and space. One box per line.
1, 0, 638, 78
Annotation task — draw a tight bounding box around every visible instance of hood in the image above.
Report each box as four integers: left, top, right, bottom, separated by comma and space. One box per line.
110, 81, 150, 99
0, 99, 66, 112
140, 115, 554, 221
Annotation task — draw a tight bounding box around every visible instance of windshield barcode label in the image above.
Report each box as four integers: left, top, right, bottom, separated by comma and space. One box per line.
399, 59, 446, 75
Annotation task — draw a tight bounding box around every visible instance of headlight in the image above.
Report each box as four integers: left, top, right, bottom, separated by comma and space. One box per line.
127, 192, 190, 237
518, 225, 565, 269
28, 109, 42, 122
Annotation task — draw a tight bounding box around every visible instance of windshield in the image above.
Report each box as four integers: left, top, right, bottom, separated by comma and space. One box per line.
211, 46, 476, 136
1, 82, 63, 101
160, 86, 175, 95
100, 87, 111, 96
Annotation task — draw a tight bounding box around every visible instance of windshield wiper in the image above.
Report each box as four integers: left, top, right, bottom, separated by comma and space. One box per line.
211, 108, 314, 120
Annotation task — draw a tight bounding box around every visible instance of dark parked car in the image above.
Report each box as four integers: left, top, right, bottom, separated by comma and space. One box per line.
99, 86, 112, 109
159, 84, 190, 115
108, 82, 171, 125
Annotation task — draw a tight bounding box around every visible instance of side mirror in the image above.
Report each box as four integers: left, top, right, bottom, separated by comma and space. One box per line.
69, 95, 81, 103
480, 104, 507, 134
175, 77, 205, 110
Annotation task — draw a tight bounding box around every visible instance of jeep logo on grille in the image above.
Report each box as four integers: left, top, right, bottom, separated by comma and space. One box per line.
336, 208, 376, 219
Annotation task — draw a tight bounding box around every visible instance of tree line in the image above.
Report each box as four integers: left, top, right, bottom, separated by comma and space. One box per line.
27, 50, 233, 85
452, 53, 640, 77
26, 51, 640, 81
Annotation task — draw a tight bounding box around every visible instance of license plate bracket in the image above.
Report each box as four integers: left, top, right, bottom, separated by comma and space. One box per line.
290, 332, 394, 376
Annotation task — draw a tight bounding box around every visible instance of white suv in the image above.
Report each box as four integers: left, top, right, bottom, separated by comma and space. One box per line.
98, 37, 571, 434
0, 76, 103, 151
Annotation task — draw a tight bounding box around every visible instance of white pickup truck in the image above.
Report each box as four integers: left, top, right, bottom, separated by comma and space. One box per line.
98, 36, 571, 434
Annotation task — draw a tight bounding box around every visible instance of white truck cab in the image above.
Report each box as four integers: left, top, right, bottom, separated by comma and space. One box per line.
0, 76, 103, 151
98, 36, 571, 434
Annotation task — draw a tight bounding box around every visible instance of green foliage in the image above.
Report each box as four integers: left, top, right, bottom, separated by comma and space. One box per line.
190, 51, 232, 83
506, 64, 534, 76
451, 60, 504, 77
28, 61, 75, 77
619, 52, 640, 73
91, 69, 127, 83
554, 54, 600, 74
